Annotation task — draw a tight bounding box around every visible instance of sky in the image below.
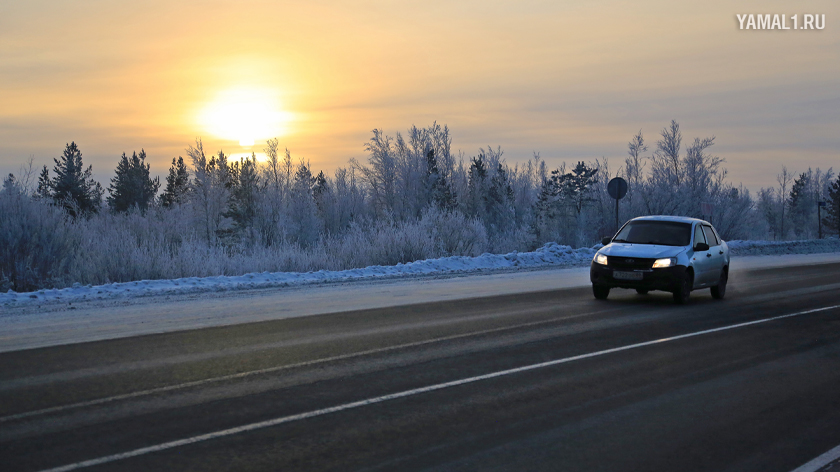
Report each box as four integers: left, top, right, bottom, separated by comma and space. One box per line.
1, 0, 838, 193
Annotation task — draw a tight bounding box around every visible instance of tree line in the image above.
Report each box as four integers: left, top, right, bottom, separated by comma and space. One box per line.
2, 121, 839, 292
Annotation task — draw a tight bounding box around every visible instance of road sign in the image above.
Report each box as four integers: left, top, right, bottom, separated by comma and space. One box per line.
607, 177, 629, 233
607, 177, 628, 200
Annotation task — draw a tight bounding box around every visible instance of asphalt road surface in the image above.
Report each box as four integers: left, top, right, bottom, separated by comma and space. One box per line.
2, 262, 839, 472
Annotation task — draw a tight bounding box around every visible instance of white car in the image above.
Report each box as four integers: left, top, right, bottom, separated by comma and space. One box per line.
590, 216, 730, 304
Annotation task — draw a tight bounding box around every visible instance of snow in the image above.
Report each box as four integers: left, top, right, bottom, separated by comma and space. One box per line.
0, 243, 839, 353
2, 239, 839, 309
0, 243, 599, 307
726, 238, 840, 256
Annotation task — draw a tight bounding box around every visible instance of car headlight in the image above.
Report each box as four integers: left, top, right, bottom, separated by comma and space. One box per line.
594, 253, 608, 265
652, 257, 677, 268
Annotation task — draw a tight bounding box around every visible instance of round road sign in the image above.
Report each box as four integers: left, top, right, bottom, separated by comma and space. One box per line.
607, 177, 628, 200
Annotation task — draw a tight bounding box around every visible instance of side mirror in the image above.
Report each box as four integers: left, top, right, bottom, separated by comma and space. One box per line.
601, 237, 612, 246
694, 242, 710, 252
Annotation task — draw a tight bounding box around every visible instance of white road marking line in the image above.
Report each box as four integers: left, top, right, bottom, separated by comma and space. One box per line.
38, 304, 840, 472
3, 309, 612, 423
790, 443, 840, 472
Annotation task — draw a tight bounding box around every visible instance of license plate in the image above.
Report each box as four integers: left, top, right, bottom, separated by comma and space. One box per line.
613, 271, 643, 281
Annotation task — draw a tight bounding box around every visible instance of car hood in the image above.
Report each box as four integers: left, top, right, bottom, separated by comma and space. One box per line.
601, 243, 685, 259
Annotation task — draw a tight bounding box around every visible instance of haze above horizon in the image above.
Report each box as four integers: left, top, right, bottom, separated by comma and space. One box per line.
1, 0, 837, 191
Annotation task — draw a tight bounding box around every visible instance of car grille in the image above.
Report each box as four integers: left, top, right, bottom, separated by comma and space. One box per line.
608, 256, 655, 270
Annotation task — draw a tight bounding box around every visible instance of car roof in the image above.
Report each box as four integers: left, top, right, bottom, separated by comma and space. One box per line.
629, 215, 709, 225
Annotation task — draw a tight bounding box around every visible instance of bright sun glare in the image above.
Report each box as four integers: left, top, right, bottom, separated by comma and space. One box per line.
198, 88, 292, 148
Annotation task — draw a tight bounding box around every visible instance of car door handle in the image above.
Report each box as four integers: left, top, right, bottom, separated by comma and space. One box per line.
706, 253, 712, 258
719, 250, 724, 255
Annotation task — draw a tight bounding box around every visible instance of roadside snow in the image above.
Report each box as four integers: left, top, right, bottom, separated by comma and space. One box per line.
1, 250, 839, 353
2, 239, 839, 309
727, 238, 840, 256
0, 243, 598, 307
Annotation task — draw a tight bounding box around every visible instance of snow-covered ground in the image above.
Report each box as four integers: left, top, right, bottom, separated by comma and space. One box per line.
2, 239, 839, 309
1, 243, 839, 352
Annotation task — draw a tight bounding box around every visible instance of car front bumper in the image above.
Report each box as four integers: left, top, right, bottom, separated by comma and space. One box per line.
590, 263, 688, 292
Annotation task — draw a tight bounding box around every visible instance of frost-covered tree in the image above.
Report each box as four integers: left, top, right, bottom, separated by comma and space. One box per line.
425, 149, 456, 210
823, 174, 840, 238
623, 131, 647, 216
331, 166, 367, 233
485, 162, 515, 235
787, 172, 811, 238
466, 154, 488, 221
1, 174, 78, 291
656, 120, 682, 186
288, 161, 321, 245
36, 165, 51, 200
46, 142, 103, 217
188, 139, 233, 243
107, 150, 160, 214
356, 129, 397, 218
160, 156, 190, 207
558, 161, 599, 216
776, 167, 792, 239
355, 124, 458, 220
227, 155, 262, 234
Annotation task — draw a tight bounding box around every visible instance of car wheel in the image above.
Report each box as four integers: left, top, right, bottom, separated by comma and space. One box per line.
673, 272, 692, 304
635, 288, 649, 295
711, 269, 728, 300
593, 284, 610, 300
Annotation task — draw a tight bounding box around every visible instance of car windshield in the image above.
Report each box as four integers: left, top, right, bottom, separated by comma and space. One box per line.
612, 221, 692, 246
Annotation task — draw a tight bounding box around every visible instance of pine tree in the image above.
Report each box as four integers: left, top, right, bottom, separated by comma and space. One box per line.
312, 170, 329, 213
531, 173, 560, 243
558, 161, 599, 215
485, 163, 514, 232
425, 149, 455, 210
823, 174, 840, 238
787, 172, 810, 237
107, 150, 160, 213
160, 156, 190, 207
466, 154, 487, 219
36, 165, 51, 200
2, 173, 16, 193
288, 161, 320, 244
50, 142, 102, 216
227, 155, 261, 231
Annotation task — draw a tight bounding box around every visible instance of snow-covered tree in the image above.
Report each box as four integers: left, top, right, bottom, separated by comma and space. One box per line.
227, 155, 262, 235
287, 161, 321, 245
160, 156, 190, 207
823, 174, 840, 238
188, 139, 233, 243
46, 142, 103, 217
107, 150, 160, 214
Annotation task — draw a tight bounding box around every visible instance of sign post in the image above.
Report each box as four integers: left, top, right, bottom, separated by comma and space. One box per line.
607, 177, 628, 233
818, 201, 826, 239
701, 202, 714, 223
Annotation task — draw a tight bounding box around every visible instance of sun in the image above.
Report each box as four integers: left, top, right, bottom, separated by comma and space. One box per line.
198, 87, 292, 147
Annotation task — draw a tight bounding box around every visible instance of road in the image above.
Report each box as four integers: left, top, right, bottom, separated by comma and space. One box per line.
1, 262, 839, 471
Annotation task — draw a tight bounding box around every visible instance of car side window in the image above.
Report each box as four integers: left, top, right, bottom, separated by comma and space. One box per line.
694, 225, 706, 247
702, 225, 719, 247
710, 225, 723, 244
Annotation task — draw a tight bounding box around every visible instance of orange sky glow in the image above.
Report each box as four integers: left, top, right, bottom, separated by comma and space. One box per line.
1, 0, 837, 191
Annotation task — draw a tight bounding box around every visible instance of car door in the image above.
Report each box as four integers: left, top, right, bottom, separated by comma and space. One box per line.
702, 225, 725, 281
691, 223, 714, 286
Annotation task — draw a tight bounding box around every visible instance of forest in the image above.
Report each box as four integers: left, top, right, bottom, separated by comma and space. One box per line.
2, 121, 838, 292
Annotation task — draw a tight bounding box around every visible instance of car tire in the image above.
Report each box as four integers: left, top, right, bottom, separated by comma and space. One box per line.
635, 288, 649, 295
593, 284, 610, 300
711, 269, 727, 300
673, 272, 692, 304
